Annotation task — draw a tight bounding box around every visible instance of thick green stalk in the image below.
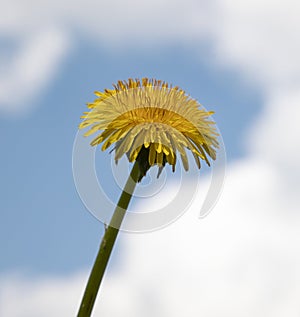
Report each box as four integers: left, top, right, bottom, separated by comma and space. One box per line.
77, 160, 140, 317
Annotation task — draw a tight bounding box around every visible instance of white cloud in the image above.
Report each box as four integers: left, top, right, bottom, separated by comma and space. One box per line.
1, 157, 300, 316
0, 272, 84, 317
0, 0, 213, 115
0, 28, 70, 115
249, 88, 300, 200
0, 0, 212, 41
209, 0, 300, 91
1, 0, 299, 112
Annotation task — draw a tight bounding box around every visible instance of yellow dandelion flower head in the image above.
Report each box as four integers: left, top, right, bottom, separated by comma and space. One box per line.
79, 78, 219, 180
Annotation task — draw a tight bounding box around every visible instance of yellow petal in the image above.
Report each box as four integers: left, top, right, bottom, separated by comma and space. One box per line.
149, 143, 156, 166
156, 151, 163, 166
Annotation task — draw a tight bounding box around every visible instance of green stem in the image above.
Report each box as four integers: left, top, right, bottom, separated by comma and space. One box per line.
77, 160, 140, 317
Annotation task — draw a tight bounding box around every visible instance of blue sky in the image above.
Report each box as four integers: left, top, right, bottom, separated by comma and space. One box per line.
0, 38, 263, 274
1, 1, 300, 316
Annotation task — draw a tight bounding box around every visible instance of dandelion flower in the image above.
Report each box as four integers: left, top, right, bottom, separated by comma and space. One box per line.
77, 78, 220, 316
80, 78, 218, 180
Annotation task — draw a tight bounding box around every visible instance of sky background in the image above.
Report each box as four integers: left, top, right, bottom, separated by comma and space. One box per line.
0, 0, 300, 316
